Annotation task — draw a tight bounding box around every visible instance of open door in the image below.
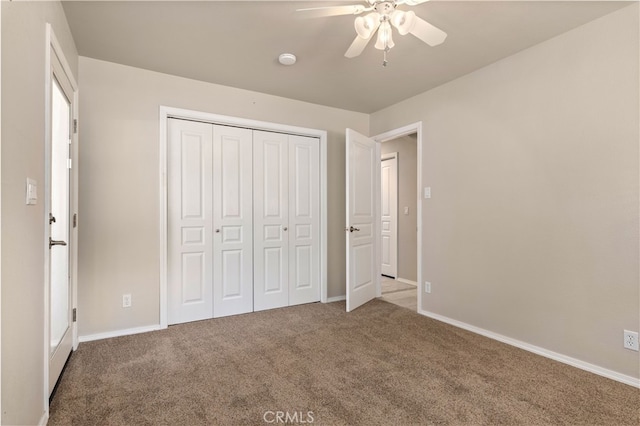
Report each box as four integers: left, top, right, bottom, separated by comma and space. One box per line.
345, 129, 379, 312
48, 44, 75, 396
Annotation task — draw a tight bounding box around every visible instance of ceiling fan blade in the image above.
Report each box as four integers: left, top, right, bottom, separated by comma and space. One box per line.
345, 34, 374, 58
401, 0, 431, 5
296, 5, 367, 18
409, 16, 447, 46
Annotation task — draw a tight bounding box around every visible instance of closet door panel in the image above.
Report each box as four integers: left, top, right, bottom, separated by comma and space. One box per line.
213, 125, 253, 317
254, 131, 289, 311
168, 119, 214, 324
288, 135, 321, 305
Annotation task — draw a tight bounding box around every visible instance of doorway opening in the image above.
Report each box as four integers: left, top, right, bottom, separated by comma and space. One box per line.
379, 133, 418, 311
344, 122, 422, 313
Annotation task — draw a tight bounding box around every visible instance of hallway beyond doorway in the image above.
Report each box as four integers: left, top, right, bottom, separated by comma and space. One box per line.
380, 277, 416, 311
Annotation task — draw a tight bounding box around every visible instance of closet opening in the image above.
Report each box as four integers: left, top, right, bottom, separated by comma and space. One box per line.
158, 107, 328, 327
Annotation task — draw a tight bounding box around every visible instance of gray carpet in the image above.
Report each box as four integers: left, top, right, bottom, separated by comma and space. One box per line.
49, 299, 639, 425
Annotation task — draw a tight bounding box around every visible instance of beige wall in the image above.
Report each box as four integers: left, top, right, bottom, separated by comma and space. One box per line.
77, 57, 369, 336
1, 1, 78, 424
371, 4, 639, 379
381, 135, 418, 282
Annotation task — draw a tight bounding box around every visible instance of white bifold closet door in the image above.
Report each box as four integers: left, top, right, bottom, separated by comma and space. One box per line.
168, 119, 214, 324
253, 131, 320, 311
212, 125, 254, 317
168, 119, 320, 324
168, 119, 253, 324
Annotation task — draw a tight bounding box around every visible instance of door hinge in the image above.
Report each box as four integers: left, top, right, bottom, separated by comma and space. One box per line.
73, 213, 78, 228
73, 119, 78, 134
72, 308, 77, 322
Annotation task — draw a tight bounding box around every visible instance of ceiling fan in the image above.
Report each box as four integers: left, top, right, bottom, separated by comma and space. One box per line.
298, 0, 447, 65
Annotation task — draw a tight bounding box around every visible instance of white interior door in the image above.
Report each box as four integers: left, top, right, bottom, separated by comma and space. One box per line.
168, 119, 214, 324
381, 155, 398, 278
345, 128, 379, 312
253, 130, 289, 311
212, 125, 253, 317
48, 67, 73, 395
288, 135, 320, 306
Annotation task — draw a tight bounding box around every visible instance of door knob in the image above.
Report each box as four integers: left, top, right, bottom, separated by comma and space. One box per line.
345, 226, 360, 233
49, 237, 67, 248
215, 229, 220, 233
49, 213, 56, 224
283, 227, 288, 231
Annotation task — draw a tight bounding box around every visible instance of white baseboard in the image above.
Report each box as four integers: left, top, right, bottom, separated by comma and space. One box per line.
79, 324, 162, 343
38, 411, 48, 426
419, 309, 640, 389
396, 278, 417, 286
326, 295, 346, 303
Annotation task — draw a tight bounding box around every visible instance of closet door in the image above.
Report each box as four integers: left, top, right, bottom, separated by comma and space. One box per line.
288, 135, 320, 305
168, 119, 214, 324
253, 131, 289, 311
212, 125, 254, 317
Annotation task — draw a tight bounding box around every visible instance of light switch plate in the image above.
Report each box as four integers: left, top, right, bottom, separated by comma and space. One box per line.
26, 178, 37, 205
404, 206, 409, 215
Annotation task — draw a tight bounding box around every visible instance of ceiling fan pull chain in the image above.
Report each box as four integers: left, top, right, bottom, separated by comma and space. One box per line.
383, 48, 388, 67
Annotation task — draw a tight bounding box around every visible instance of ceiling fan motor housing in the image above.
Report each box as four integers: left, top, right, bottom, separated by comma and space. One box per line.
375, 1, 397, 16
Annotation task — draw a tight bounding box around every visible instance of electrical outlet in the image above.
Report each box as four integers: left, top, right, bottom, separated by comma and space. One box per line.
424, 281, 431, 294
623, 330, 639, 351
122, 294, 132, 308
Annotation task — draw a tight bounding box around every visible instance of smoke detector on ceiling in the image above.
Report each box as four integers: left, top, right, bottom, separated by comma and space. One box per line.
278, 53, 297, 66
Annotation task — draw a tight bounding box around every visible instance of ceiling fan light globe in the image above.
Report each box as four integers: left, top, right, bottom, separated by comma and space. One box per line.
391, 10, 416, 35
374, 20, 395, 50
354, 13, 380, 39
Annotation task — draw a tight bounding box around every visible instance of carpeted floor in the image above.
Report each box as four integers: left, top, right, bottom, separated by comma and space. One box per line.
49, 299, 639, 425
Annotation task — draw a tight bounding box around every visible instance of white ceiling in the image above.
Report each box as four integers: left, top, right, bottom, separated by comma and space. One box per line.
62, 1, 631, 113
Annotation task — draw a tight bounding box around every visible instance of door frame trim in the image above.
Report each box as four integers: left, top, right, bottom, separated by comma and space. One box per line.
44, 22, 79, 414
372, 122, 422, 312
158, 106, 328, 328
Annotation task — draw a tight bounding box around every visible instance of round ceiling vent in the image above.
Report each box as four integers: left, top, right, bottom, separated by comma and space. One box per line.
278, 53, 297, 66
